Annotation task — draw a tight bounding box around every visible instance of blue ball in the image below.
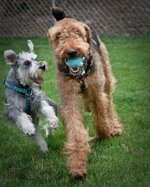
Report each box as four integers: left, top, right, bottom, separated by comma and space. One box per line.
65, 57, 84, 68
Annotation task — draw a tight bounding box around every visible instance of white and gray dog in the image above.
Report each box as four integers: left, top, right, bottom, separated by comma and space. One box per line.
3, 40, 59, 152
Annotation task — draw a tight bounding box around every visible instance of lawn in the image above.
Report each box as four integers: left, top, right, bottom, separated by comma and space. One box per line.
0, 35, 150, 187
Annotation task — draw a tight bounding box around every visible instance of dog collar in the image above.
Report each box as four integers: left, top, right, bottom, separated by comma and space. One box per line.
3, 80, 35, 113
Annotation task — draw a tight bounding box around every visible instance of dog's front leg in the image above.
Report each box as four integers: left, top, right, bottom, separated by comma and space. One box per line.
8, 111, 36, 135
59, 78, 90, 179
62, 101, 90, 179
30, 117, 48, 152
16, 113, 35, 135
40, 100, 59, 136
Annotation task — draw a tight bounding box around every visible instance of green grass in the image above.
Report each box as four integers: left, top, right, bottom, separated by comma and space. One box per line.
0, 35, 150, 187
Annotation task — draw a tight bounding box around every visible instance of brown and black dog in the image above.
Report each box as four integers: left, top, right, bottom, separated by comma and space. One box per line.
47, 8, 123, 179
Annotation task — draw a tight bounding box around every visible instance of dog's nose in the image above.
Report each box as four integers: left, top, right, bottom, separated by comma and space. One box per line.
67, 49, 77, 57
39, 64, 46, 70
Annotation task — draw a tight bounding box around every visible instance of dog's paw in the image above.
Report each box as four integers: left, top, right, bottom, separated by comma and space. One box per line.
49, 116, 59, 129
44, 117, 59, 137
23, 123, 35, 135
44, 123, 52, 137
70, 170, 87, 180
40, 142, 49, 153
111, 124, 123, 136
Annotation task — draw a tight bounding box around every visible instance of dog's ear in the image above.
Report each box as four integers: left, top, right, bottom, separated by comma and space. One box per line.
47, 27, 56, 42
4, 50, 17, 65
47, 30, 52, 42
84, 25, 92, 45
51, 7, 65, 21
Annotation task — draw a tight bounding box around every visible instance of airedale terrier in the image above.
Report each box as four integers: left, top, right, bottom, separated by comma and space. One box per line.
47, 8, 123, 179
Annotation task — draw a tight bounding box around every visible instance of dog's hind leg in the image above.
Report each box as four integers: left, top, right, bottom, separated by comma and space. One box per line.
31, 117, 48, 152
100, 42, 123, 136
31, 128, 48, 152
106, 99, 123, 136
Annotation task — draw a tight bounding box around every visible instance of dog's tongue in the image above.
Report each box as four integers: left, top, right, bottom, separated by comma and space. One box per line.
34, 76, 43, 84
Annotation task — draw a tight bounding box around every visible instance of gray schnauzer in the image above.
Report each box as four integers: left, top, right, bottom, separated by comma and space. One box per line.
3, 40, 59, 152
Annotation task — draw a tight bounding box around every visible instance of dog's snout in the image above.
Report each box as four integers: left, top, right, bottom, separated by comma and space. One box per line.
39, 64, 46, 70
67, 49, 77, 57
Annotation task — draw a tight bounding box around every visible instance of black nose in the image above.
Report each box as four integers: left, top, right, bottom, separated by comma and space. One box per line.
39, 64, 46, 70
67, 49, 77, 57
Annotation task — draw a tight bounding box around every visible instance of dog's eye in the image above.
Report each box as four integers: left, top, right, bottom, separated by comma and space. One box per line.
24, 60, 31, 66
75, 31, 82, 37
55, 32, 61, 40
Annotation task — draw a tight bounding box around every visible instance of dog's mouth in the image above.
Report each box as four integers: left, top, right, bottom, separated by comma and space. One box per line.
33, 62, 48, 84
65, 56, 85, 76
33, 76, 43, 84
69, 67, 84, 75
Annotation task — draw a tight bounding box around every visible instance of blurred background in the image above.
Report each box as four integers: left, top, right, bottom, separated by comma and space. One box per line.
0, 0, 150, 37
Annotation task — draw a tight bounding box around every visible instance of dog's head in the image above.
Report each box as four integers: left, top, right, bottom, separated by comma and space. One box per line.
4, 40, 48, 86
47, 8, 92, 76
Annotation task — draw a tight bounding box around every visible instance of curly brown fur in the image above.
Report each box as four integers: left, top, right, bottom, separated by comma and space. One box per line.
47, 15, 123, 178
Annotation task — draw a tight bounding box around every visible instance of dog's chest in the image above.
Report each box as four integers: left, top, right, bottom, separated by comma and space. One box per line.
80, 81, 87, 92
29, 91, 41, 114
16, 90, 40, 115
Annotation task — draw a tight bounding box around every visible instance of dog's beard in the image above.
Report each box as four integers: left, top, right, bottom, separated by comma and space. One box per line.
18, 69, 44, 86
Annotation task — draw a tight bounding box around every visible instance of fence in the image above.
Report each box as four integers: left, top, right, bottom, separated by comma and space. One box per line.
0, 0, 150, 36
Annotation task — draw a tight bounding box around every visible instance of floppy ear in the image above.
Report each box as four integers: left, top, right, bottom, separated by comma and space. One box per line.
84, 25, 92, 45
47, 30, 52, 42
27, 40, 34, 52
4, 50, 17, 65
47, 28, 55, 42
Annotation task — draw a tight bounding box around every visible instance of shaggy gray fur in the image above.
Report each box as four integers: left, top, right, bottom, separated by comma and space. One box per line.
3, 41, 58, 152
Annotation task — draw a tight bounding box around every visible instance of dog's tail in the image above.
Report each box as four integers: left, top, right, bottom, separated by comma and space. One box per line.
51, 7, 66, 21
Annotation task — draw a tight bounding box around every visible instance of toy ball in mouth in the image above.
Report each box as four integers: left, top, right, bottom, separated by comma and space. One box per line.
65, 56, 85, 68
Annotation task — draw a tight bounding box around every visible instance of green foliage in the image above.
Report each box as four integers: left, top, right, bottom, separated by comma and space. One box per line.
0, 36, 150, 187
